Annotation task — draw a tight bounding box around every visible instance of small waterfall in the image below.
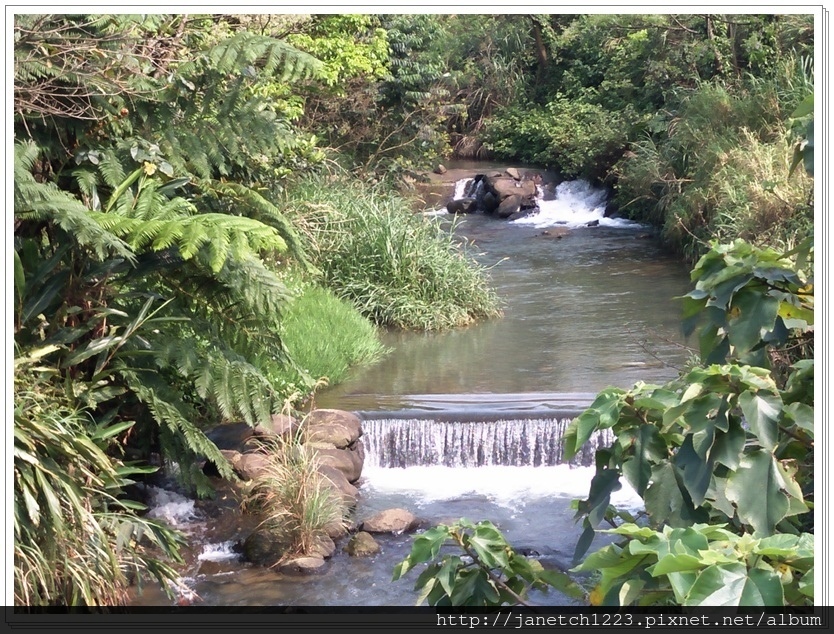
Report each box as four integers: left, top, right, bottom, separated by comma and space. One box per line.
362, 417, 611, 469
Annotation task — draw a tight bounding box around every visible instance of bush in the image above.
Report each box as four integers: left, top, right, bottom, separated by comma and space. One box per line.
482, 98, 633, 179
14, 365, 184, 605
612, 72, 812, 261
278, 281, 388, 389
242, 436, 348, 558
285, 175, 502, 330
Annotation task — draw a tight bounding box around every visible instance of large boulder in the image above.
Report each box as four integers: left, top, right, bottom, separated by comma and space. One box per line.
505, 167, 522, 180
205, 422, 254, 451
254, 413, 299, 438
275, 556, 328, 575
309, 534, 337, 559
311, 441, 365, 484
235, 453, 270, 480
242, 529, 285, 565
485, 176, 537, 201
360, 508, 419, 534
317, 464, 359, 507
481, 191, 499, 214
447, 197, 476, 214
302, 409, 362, 449
495, 194, 522, 219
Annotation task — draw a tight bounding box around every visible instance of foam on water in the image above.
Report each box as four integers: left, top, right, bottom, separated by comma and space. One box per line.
513, 180, 642, 229
360, 464, 643, 511
197, 541, 241, 562
146, 486, 198, 527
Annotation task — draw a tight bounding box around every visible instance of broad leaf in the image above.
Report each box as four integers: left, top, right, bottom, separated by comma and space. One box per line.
725, 450, 789, 535
738, 391, 781, 451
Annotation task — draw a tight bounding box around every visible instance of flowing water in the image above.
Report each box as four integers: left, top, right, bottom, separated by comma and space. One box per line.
135, 173, 694, 607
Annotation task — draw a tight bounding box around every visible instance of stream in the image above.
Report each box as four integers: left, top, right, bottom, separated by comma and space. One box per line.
133, 171, 694, 607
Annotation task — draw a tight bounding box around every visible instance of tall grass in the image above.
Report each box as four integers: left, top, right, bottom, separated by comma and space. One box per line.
613, 61, 813, 262
279, 280, 387, 387
14, 367, 184, 605
285, 176, 502, 330
242, 437, 347, 559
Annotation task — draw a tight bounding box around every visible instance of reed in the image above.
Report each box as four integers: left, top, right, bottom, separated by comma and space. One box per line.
285, 176, 502, 331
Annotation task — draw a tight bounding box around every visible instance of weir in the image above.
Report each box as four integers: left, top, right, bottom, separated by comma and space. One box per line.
357, 392, 607, 469
361, 416, 610, 469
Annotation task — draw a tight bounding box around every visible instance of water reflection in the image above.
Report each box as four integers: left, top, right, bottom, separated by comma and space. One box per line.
318, 216, 693, 409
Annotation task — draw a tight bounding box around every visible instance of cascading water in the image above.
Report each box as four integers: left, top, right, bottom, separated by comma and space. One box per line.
362, 416, 610, 468
514, 179, 641, 229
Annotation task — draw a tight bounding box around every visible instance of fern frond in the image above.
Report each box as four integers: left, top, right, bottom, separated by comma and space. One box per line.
203, 180, 312, 271
15, 143, 135, 262
182, 32, 322, 82
119, 367, 236, 492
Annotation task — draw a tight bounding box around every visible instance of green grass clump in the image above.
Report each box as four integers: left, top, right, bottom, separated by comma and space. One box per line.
243, 437, 348, 559
285, 176, 502, 331
280, 281, 387, 387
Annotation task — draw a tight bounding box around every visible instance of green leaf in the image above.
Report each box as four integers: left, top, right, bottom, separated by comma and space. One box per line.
685, 563, 747, 605
783, 402, 813, 434
725, 450, 789, 535
710, 420, 746, 470
651, 553, 704, 576
727, 289, 779, 361
740, 568, 784, 606
674, 436, 713, 507
622, 424, 666, 496
738, 392, 781, 451
539, 568, 586, 599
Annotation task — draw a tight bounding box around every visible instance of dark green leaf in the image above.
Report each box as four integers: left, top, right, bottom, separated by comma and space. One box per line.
725, 450, 789, 535
738, 392, 781, 451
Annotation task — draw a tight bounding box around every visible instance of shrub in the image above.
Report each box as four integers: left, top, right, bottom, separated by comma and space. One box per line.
14, 365, 184, 605
242, 436, 348, 558
482, 98, 633, 179
285, 175, 502, 330
278, 281, 388, 388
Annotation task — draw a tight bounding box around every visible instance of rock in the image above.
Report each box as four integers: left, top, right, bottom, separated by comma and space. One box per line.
344, 531, 381, 557
197, 560, 224, 576
275, 556, 328, 575
538, 227, 570, 239
254, 414, 299, 438
302, 409, 362, 449
586, 219, 600, 227
360, 508, 419, 534
317, 464, 359, 507
604, 201, 619, 218
243, 530, 285, 565
481, 191, 499, 214
485, 176, 537, 201
324, 519, 350, 539
507, 207, 537, 222
309, 534, 337, 559
311, 441, 364, 484
505, 167, 521, 180
446, 197, 476, 214
235, 452, 270, 480
495, 194, 522, 219
205, 422, 254, 451
434, 164, 447, 175
202, 449, 242, 477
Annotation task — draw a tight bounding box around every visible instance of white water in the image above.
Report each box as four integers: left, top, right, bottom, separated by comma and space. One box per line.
145, 485, 198, 527
442, 176, 644, 229
361, 464, 643, 511
197, 540, 241, 562
514, 180, 642, 229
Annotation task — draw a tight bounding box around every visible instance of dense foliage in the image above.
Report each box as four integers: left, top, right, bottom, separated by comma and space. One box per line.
13, 11, 816, 607
12, 13, 497, 605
